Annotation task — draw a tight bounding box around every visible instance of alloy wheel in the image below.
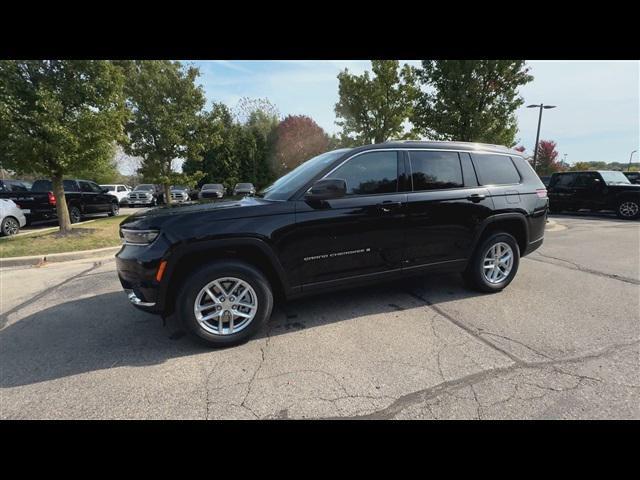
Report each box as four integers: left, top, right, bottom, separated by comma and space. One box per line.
193, 277, 258, 335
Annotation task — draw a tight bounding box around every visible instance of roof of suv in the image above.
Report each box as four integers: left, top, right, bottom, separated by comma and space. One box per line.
352, 140, 523, 157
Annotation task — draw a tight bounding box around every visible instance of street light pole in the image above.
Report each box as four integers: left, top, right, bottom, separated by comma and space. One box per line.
628, 150, 637, 171
527, 103, 556, 172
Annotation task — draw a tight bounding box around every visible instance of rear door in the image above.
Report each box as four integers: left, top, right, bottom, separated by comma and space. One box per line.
292, 150, 408, 288
403, 150, 494, 270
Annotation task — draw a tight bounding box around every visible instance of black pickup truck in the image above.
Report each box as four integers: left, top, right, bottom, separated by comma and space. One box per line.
0, 178, 120, 224
548, 170, 640, 219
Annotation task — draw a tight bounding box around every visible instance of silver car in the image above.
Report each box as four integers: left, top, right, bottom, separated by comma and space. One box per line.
0, 198, 27, 236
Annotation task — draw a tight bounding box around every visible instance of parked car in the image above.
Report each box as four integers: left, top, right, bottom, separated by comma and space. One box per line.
116, 141, 548, 347
0, 179, 32, 193
125, 184, 164, 207
232, 183, 256, 196
199, 183, 225, 199
100, 184, 131, 204
0, 178, 120, 224
623, 171, 640, 185
169, 185, 190, 203
0, 198, 27, 236
547, 170, 640, 219
539, 175, 551, 187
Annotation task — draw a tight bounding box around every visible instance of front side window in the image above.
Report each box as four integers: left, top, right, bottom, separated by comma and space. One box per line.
552, 174, 575, 187
79, 181, 94, 193
472, 154, 521, 185
331, 151, 399, 195
408, 151, 463, 191
117, 186, 126, 192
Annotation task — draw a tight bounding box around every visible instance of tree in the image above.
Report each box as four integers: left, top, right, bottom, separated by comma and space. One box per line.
0, 60, 127, 232
272, 115, 329, 175
122, 60, 206, 203
533, 140, 564, 175
335, 60, 418, 144
412, 60, 533, 146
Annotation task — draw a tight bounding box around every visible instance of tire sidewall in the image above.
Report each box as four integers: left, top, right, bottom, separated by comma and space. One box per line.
109, 201, 119, 216
616, 199, 640, 220
69, 206, 81, 224
178, 261, 273, 347
470, 233, 520, 292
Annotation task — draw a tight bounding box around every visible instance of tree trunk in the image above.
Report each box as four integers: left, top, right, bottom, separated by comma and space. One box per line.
52, 174, 72, 233
163, 183, 172, 205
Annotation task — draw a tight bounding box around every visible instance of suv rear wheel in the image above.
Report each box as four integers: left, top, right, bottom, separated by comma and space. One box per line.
616, 199, 640, 220
177, 260, 273, 347
69, 206, 82, 224
463, 232, 520, 293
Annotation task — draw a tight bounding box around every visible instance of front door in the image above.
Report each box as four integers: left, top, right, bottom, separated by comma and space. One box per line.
291, 150, 407, 289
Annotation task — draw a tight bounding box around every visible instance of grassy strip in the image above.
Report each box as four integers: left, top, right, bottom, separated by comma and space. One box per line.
0, 215, 124, 258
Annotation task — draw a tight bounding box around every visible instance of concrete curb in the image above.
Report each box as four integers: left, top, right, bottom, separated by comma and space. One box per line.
0, 245, 121, 268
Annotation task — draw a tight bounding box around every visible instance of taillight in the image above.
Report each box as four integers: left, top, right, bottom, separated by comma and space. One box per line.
48, 191, 57, 206
536, 189, 547, 199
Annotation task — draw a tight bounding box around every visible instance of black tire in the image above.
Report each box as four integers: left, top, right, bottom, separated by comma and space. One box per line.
1, 216, 20, 236
616, 199, 640, 220
177, 260, 274, 348
69, 206, 82, 224
108, 201, 120, 217
462, 232, 520, 293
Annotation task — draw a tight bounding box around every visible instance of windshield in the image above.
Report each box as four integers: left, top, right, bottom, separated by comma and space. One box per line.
599, 171, 631, 185
203, 184, 222, 190
260, 149, 351, 200
171, 185, 187, 190
134, 185, 154, 191
237, 183, 253, 188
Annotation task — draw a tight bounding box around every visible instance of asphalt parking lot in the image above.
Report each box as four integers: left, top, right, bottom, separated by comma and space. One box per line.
1, 213, 638, 419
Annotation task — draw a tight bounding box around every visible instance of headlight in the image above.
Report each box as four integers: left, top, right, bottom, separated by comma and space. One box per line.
120, 229, 159, 246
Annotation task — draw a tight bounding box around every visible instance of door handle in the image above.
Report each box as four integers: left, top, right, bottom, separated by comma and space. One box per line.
466, 194, 486, 203
376, 201, 402, 213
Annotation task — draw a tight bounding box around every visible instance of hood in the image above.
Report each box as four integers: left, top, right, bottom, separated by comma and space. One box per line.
119, 196, 289, 230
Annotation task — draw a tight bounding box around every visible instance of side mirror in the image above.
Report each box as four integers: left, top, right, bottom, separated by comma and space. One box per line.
305, 178, 347, 201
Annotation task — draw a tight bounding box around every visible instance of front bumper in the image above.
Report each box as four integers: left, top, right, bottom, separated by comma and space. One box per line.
116, 242, 167, 313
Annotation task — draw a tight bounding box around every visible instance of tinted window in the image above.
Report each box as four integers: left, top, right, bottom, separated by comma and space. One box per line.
332, 151, 398, 195
408, 151, 463, 190
79, 181, 94, 193
117, 186, 126, 192
573, 173, 598, 187
103, 185, 115, 191
551, 174, 575, 187
472, 154, 521, 185
31, 180, 79, 192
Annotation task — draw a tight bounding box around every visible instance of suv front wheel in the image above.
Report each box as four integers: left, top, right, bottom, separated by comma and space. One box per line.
463, 232, 520, 293
616, 199, 640, 220
177, 260, 274, 347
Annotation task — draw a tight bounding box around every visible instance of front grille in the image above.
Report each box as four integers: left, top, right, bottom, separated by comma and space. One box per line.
129, 193, 150, 200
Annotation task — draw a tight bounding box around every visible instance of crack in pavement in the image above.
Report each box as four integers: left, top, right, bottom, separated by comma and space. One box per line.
526, 253, 640, 285
341, 339, 640, 419
0, 260, 109, 330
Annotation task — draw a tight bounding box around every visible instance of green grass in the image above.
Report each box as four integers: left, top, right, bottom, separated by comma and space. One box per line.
0, 215, 124, 258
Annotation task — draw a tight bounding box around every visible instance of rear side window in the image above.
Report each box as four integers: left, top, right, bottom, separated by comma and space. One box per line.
551, 174, 575, 187
408, 151, 463, 190
117, 186, 126, 192
472, 154, 521, 185
332, 151, 399, 195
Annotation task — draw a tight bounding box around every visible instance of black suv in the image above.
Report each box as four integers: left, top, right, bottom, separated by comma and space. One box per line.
117, 141, 548, 347
547, 170, 640, 219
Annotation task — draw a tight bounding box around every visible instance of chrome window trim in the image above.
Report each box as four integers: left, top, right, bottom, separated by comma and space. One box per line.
313, 148, 525, 193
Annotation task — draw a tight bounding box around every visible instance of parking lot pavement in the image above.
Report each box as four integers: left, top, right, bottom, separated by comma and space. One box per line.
1, 215, 638, 419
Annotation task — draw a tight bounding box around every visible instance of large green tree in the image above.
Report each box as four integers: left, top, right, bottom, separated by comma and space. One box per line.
0, 60, 127, 232
335, 60, 418, 144
412, 60, 533, 146
122, 60, 205, 203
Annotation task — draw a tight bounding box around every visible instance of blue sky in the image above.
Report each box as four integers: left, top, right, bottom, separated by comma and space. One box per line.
188, 60, 639, 165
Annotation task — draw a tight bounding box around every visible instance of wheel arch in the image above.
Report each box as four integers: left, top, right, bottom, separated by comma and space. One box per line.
159, 237, 290, 316
471, 213, 529, 257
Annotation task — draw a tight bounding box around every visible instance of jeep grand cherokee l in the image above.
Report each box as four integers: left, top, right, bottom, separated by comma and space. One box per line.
117, 141, 548, 347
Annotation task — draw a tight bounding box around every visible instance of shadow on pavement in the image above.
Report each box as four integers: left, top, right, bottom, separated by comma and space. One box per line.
0, 273, 481, 389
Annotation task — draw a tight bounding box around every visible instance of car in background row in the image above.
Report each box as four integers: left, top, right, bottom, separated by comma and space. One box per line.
539, 176, 551, 187
100, 184, 131, 204
199, 184, 225, 199
0, 198, 27, 236
170, 185, 190, 203
547, 170, 640, 219
623, 171, 640, 185
232, 183, 255, 196
0, 179, 32, 193
0, 178, 120, 224
125, 184, 164, 207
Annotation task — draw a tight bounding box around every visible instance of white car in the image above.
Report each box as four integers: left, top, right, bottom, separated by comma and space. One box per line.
0, 198, 27, 236
100, 184, 131, 204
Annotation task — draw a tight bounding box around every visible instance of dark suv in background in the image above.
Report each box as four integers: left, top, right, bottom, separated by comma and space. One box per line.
547, 170, 640, 219
117, 141, 548, 347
